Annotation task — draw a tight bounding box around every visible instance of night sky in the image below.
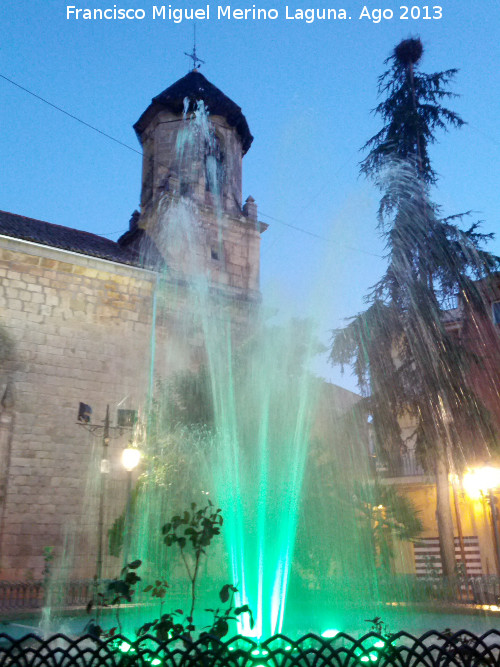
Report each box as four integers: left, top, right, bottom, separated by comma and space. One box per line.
2, 0, 499, 388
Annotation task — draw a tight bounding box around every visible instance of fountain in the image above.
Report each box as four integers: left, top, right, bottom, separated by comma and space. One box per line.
86, 91, 496, 640
8, 69, 500, 655
113, 97, 337, 639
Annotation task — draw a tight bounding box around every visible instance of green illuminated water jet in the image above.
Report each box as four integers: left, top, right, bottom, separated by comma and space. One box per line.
117, 99, 410, 639
120, 101, 323, 638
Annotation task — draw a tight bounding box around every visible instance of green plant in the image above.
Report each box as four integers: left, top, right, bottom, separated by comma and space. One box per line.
204, 585, 254, 640
87, 504, 253, 643
42, 546, 54, 585
143, 578, 169, 617
108, 514, 125, 558
42, 546, 55, 605
161, 501, 222, 623
138, 582, 253, 642
365, 616, 390, 637
86, 559, 142, 638
363, 617, 400, 662
138, 501, 253, 640
353, 482, 422, 572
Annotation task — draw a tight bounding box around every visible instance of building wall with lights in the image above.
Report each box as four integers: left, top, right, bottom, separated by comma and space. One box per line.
383, 276, 500, 579
0, 236, 156, 578
0, 70, 269, 580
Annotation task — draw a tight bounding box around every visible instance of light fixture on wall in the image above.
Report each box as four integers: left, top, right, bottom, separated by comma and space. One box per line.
117, 409, 137, 429
77, 402, 92, 423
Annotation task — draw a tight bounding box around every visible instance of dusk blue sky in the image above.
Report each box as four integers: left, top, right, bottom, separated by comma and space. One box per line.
2, 1, 499, 390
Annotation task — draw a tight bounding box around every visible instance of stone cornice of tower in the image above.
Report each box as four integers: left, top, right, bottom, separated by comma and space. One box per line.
156, 271, 263, 306
136, 192, 268, 236
133, 70, 253, 154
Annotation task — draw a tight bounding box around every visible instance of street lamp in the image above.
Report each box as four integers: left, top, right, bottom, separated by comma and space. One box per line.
122, 446, 141, 473
121, 445, 141, 565
463, 465, 500, 573
76, 403, 136, 612
97, 406, 110, 590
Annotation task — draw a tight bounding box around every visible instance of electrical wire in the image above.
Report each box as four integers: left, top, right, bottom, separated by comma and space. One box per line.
1, 71, 383, 258
259, 211, 384, 258
0, 73, 142, 156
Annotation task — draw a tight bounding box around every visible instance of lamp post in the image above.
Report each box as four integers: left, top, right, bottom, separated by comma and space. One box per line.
121, 445, 141, 566
463, 466, 500, 574
76, 402, 137, 614
96, 406, 110, 589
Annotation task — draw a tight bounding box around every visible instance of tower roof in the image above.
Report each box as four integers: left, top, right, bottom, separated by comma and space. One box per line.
134, 70, 253, 154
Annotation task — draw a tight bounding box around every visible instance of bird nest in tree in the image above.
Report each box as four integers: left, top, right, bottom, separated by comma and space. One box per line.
394, 38, 423, 65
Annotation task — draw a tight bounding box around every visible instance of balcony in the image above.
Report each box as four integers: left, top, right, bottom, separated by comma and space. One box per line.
375, 448, 426, 478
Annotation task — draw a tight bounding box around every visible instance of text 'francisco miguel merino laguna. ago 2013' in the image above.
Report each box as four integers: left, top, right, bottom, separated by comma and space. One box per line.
66, 5, 445, 23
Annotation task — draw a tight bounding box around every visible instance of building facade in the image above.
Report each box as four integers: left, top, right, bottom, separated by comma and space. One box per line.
0, 71, 266, 579
377, 276, 500, 581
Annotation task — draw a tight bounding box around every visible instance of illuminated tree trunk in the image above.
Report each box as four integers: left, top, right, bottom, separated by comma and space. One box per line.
435, 452, 456, 580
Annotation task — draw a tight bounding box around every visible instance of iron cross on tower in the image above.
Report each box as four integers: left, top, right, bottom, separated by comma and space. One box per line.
185, 25, 205, 71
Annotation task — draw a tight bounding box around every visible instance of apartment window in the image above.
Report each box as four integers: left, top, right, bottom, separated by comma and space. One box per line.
492, 301, 500, 326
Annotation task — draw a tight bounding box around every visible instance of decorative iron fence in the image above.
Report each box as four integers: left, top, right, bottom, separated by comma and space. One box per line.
0, 631, 498, 666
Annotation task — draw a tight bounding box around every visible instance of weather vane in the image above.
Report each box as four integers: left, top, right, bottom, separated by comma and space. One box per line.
185, 24, 205, 71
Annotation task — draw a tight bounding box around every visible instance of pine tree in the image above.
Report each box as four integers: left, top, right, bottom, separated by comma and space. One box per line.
331, 38, 500, 581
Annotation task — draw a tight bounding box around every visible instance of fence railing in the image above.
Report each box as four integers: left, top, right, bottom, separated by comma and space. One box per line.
470, 575, 500, 605
0, 631, 498, 666
376, 449, 426, 478
0, 575, 499, 612
0, 580, 93, 611
376, 573, 500, 605
442, 295, 460, 312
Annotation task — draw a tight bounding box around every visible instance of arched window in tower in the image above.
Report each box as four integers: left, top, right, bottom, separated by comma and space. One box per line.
204, 133, 225, 194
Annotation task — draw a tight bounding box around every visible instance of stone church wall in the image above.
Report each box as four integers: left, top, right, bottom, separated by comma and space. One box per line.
0, 233, 259, 580
0, 236, 156, 579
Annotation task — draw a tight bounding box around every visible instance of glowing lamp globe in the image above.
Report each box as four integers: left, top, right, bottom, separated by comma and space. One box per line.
463, 466, 500, 499
122, 446, 141, 472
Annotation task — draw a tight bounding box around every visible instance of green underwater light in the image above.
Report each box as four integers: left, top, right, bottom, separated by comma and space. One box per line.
321, 629, 340, 638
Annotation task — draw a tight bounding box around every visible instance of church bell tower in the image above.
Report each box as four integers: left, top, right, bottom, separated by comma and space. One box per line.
120, 70, 266, 300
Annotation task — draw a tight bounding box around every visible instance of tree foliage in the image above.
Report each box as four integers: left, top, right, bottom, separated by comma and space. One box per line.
330, 38, 500, 577
332, 38, 499, 462
353, 481, 423, 571
360, 37, 464, 186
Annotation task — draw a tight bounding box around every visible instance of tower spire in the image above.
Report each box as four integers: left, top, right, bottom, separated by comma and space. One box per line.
184, 24, 205, 72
